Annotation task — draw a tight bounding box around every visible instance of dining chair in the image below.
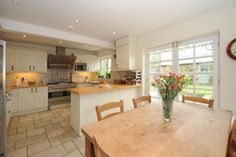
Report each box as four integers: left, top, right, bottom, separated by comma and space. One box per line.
182, 95, 214, 108
93, 136, 109, 157
95, 100, 124, 121
132, 95, 151, 108
227, 119, 236, 157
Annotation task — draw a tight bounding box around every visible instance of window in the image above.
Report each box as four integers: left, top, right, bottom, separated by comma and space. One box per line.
99, 56, 111, 76
146, 35, 218, 104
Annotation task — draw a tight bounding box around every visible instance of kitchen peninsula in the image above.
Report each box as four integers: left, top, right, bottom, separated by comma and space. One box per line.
69, 84, 142, 135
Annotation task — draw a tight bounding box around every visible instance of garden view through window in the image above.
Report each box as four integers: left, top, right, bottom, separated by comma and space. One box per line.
148, 35, 218, 102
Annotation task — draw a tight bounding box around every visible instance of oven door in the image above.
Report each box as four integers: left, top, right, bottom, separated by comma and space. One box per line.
48, 90, 71, 106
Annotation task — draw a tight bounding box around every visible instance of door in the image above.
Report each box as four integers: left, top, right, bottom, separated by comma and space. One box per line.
33, 51, 47, 72
15, 49, 31, 72
0, 39, 7, 156
18, 88, 34, 111
34, 87, 48, 109
6, 48, 16, 72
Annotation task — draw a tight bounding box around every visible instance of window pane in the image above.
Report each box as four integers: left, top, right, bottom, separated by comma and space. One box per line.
108, 58, 111, 68
150, 75, 160, 98
160, 61, 172, 73
179, 44, 194, 59
101, 59, 107, 68
195, 90, 213, 99
195, 74, 213, 90
150, 62, 160, 73
195, 57, 213, 73
160, 48, 172, 61
150, 53, 160, 62
179, 59, 194, 73
195, 40, 213, 57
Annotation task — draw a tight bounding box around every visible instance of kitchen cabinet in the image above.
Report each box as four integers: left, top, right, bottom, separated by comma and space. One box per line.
17, 86, 48, 113
18, 88, 34, 111
6, 47, 47, 73
6, 89, 18, 127
34, 87, 48, 109
115, 36, 136, 71
75, 54, 98, 71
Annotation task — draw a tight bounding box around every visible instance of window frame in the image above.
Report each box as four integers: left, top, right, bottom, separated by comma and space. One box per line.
145, 34, 219, 107
99, 56, 112, 76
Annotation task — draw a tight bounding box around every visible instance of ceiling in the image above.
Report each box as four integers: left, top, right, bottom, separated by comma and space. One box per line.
0, 0, 236, 45
0, 31, 105, 51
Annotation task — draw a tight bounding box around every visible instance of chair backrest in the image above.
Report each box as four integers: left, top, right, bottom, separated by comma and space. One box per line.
93, 136, 109, 157
96, 100, 124, 121
227, 120, 236, 157
182, 95, 214, 108
133, 95, 151, 108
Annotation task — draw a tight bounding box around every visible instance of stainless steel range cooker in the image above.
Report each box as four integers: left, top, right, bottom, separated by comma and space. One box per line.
48, 82, 76, 109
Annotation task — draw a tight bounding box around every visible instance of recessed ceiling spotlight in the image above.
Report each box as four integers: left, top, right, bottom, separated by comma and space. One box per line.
75, 19, 79, 23
67, 25, 75, 30
59, 41, 62, 44
23, 35, 26, 38
12, 0, 19, 6
112, 32, 116, 35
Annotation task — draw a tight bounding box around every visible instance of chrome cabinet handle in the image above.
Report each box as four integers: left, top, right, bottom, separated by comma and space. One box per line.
33, 66, 35, 71
31, 88, 33, 93
29, 65, 31, 71
11, 65, 14, 71
35, 88, 37, 93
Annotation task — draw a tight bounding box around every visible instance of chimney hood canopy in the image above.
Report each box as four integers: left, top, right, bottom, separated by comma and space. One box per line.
47, 46, 76, 69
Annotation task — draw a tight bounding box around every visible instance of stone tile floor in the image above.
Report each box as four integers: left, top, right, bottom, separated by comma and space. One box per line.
7, 107, 85, 157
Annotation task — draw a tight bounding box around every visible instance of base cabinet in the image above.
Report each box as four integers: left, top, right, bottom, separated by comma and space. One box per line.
12, 86, 48, 116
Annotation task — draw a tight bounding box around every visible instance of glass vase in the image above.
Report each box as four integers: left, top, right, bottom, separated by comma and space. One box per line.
162, 100, 173, 122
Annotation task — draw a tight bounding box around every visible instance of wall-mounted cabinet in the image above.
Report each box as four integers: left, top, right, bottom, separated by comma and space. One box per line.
7, 47, 47, 73
115, 36, 136, 71
75, 54, 98, 72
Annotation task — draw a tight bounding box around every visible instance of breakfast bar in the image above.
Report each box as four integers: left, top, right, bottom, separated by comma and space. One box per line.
69, 84, 142, 135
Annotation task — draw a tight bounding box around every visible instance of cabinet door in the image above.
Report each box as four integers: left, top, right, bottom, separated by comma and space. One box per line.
33, 51, 47, 72
116, 45, 129, 70
15, 49, 31, 72
6, 48, 16, 72
34, 87, 48, 109
18, 88, 34, 111
11, 89, 18, 113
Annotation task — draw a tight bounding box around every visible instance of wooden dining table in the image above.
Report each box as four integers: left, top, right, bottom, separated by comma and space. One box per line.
81, 102, 232, 157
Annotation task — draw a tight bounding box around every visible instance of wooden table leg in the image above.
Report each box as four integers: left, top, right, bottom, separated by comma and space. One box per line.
85, 137, 95, 157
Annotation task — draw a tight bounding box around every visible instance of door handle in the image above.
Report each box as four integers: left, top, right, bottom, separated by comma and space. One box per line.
35, 88, 37, 93
29, 65, 31, 71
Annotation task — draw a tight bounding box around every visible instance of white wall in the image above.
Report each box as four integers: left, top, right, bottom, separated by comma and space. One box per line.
137, 5, 236, 114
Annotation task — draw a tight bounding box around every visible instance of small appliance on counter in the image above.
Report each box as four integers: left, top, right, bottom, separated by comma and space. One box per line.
113, 70, 142, 85
74, 62, 87, 71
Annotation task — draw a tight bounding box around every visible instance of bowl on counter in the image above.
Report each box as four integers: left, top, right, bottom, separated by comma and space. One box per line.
28, 81, 36, 86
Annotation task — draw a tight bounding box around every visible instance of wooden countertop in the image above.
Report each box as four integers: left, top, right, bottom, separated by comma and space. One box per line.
69, 84, 142, 95
82, 102, 232, 157
6, 84, 48, 93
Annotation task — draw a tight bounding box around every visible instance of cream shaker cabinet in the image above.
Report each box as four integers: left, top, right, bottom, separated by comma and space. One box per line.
115, 36, 136, 71
6, 89, 18, 127
6, 47, 47, 73
17, 87, 48, 112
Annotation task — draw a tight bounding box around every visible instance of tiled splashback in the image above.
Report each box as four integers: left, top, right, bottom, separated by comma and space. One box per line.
6, 73, 46, 85
72, 71, 98, 82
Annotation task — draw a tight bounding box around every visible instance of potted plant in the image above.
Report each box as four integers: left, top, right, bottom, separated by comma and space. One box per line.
152, 73, 185, 122
96, 70, 103, 78
105, 72, 111, 79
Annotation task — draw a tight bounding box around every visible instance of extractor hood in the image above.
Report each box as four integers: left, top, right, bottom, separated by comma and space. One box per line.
47, 47, 76, 69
